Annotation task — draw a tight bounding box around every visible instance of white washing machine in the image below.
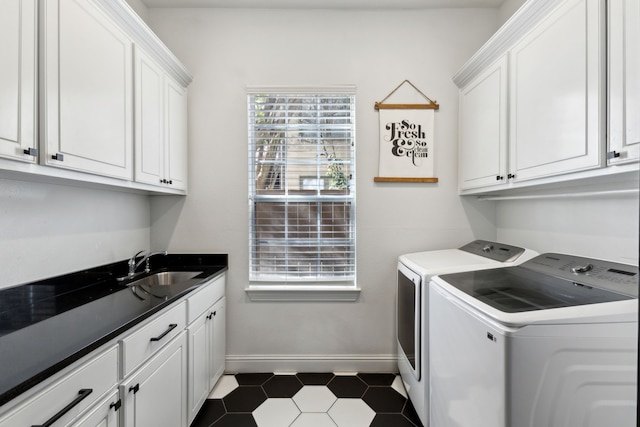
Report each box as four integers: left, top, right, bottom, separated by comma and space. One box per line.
429, 253, 638, 427
396, 240, 538, 426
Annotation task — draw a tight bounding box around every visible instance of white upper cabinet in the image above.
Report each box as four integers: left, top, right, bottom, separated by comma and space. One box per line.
509, 0, 604, 181
453, 0, 633, 195
165, 78, 188, 190
0, 0, 37, 163
0, 0, 191, 193
458, 55, 509, 190
608, 0, 640, 165
134, 48, 165, 186
135, 48, 188, 190
41, 0, 134, 180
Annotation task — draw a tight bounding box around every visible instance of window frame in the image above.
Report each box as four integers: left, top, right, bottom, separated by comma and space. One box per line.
245, 85, 360, 302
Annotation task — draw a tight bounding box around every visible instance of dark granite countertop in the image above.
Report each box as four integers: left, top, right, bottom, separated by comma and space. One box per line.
0, 253, 228, 407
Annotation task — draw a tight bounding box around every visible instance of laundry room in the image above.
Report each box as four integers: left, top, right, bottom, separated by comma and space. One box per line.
0, 0, 637, 426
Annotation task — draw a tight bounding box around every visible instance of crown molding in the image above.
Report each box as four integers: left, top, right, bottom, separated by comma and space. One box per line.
453, 0, 563, 88
93, 0, 193, 87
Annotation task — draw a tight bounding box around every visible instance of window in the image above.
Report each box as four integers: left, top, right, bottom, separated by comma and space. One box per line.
247, 87, 356, 297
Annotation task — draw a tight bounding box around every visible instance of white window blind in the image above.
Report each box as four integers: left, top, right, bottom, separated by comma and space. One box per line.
248, 89, 356, 283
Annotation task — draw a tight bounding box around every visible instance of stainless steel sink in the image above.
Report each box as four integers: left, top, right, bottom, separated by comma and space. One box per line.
128, 271, 202, 287
124, 271, 203, 300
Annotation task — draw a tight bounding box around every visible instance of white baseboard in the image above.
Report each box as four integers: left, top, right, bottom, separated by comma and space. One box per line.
225, 354, 398, 374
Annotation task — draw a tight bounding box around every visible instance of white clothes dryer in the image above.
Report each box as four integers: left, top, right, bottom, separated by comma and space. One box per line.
429, 253, 638, 427
396, 240, 538, 426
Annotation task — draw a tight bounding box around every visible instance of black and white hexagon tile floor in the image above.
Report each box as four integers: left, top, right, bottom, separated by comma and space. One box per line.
191, 372, 424, 427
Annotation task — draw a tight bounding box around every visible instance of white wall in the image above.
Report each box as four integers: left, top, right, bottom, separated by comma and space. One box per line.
0, 178, 151, 289
498, 0, 526, 25
147, 7, 499, 371
124, 0, 150, 23
496, 189, 639, 265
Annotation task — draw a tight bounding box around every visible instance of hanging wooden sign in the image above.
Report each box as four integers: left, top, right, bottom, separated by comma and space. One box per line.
374, 80, 439, 183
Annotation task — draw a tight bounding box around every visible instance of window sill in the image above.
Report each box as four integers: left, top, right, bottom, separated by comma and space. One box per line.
245, 285, 361, 302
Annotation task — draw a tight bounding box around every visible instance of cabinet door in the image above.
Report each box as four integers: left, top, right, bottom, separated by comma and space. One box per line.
165, 78, 188, 190
42, 0, 133, 179
608, 0, 640, 165
509, 0, 604, 181
458, 55, 508, 190
71, 390, 120, 427
209, 297, 226, 390
0, 0, 37, 163
121, 332, 188, 427
134, 48, 188, 190
134, 47, 164, 186
187, 313, 209, 425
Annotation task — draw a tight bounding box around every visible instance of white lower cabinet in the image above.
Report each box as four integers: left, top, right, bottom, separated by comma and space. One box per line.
71, 390, 121, 427
187, 275, 226, 425
0, 345, 119, 427
0, 274, 226, 427
120, 301, 186, 377
209, 298, 226, 390
188, 309, 210, 424
121, 331, 188, 427
186, 297, 225, 424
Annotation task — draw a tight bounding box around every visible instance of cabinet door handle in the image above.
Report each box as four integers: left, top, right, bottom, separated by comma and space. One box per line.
51, 153, 64, 161
129, 383, 140, 394
507, 173, 515, 179
607, 150, 621, 159
496, 175, 503, 181
110, 399, 122, 411
150, 323, 178, 342
23, 147, 38, 157
31, 388, 93, 427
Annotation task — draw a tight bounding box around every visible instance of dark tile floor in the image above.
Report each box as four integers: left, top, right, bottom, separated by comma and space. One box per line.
191, 372, 424, 427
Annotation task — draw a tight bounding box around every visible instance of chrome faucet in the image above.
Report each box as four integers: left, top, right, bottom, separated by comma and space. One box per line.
127, 250, 168, 277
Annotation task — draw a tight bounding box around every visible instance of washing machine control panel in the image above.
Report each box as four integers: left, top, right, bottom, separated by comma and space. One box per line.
459, 240, 527, 263
523, 253, 638, 297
